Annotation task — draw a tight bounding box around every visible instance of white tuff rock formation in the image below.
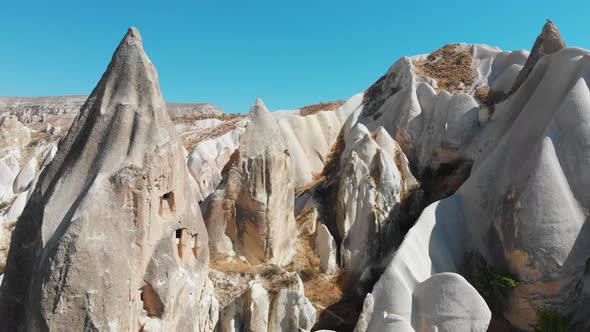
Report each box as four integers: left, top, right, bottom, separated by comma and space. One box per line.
315, 223, 337, 275
217, 273, 317, 332
331, 121, 418, 279
202, 99, 297, 266
268, 275, 316, 332
0, 27, 217, 331
219, 280, 270, 332
0, 115, 31, 158
354, 20, 590, 331
356, 41, 530, 179
186, 95, 361, 202
187, 125, 245, 201
273, 94, 363, 187
0, 161, 15, 203
12, 157, 36, 194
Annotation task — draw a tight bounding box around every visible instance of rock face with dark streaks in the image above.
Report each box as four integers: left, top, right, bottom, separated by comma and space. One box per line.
203, 99, 297, 266
334, 122, 419, 279
0, 27, 217, 331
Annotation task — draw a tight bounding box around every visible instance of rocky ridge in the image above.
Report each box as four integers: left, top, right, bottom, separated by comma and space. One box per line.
0, 95, 223, 131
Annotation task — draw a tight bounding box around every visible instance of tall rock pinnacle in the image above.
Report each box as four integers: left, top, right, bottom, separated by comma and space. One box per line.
511, 19, 566, 92
229, 98, 297, 266
0, 27, 217, 331
202, 98, 298, 266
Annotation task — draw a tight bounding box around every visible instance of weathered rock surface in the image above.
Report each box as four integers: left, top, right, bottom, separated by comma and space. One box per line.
0, 95, 87, 131
0, 217, 13, 273
355, 21, 590, 331
332, 122, 418, 278
315, 223, 336, 275
202, 99, 297, 266
359, 270, 491, 331
356, 42, 529, 179
413, 273, 491, 331
2, 155, 19, 174
219, 280, 270, 332
215, 272, 317, 332
268, 276, 316, 332
274, 94, 363, 187
201, 187, 238, 260
511, 19, 566, 93
0, 94, 357, 222
12, 157, 36, 194
0, 115, 32, 159
0, 145, 57, 272
0, 27, 217, 331
352, 186, 491, 331
166, 102, 224, 118
186, 96, 360, 205
187, 125, 245, 201
2, 190, 29, 223
461, 46, 590, 330
0, 161, 15, 203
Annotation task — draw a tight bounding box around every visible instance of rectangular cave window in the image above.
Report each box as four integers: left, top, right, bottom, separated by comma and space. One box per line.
175, 229, 182, 246
192, 234, 200, 258
175, 228, 189, 259
174, 229, 200, 261
159, 191, 176, 217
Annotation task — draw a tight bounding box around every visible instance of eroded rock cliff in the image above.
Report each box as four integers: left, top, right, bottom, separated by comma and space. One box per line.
0, 27, 218, 331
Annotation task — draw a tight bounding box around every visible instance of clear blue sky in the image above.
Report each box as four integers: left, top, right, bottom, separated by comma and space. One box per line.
1, 1, 588, 113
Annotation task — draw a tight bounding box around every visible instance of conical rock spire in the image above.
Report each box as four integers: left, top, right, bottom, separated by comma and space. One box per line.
0, 27, 217, 331
240, 98, 286, 158
202, 98, 297, 266
511, 19, 566, 92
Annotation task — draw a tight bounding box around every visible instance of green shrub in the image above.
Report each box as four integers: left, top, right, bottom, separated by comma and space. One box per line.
532, 308, 569, 332
471, 264, 519, 299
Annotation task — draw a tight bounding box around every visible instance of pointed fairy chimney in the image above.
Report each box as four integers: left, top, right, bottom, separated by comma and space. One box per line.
208, 98, 297, 266
240, 98, 285, 157
511, 19, 566, 92
0, 27, 215, 331
539, 19, 566, 54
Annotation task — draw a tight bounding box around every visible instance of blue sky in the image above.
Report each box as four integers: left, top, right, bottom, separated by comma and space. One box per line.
0, 1, 589, 113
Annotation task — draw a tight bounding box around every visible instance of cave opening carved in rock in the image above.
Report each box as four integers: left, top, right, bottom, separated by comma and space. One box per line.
175, 228, 200, 262
140, 282, 164, 318
159, 191, 175, 217
191, 233, 200, 258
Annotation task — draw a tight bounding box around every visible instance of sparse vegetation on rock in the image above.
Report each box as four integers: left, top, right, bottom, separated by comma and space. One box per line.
532, 308, 569, 332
